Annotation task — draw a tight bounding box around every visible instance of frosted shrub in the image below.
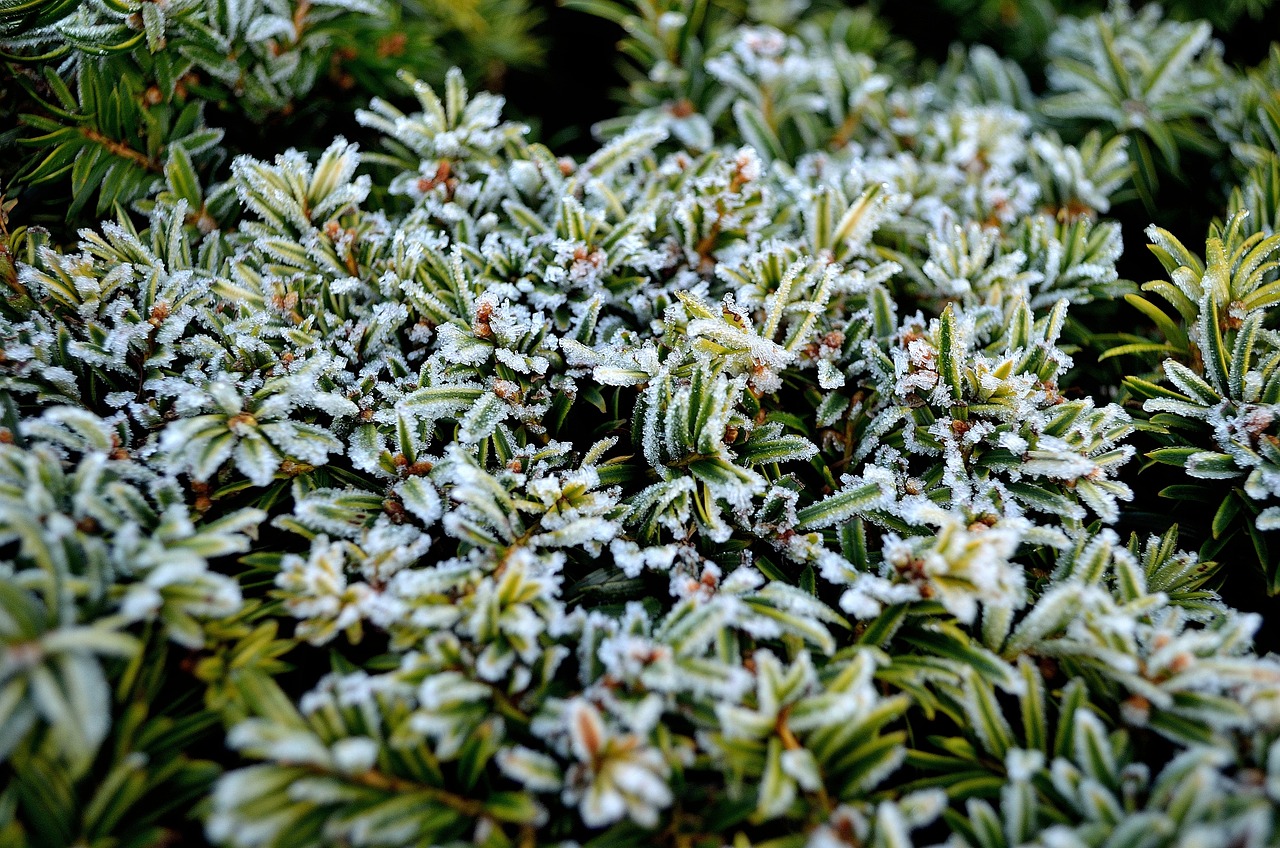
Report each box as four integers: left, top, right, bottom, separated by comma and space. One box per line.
2, 1, 1280, 846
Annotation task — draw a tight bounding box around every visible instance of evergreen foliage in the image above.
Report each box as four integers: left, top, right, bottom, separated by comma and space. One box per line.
1, 1, 1280, 846
0, 0, 542, 227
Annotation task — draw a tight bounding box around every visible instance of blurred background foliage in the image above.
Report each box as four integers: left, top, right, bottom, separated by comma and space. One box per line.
0, 0, 544, 236
6, 0, 1279, 237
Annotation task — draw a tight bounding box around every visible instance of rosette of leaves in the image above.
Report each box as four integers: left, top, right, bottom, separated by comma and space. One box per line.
1040, 0, 1229, 208
1118, 210, 1280, 591
842, 297, 1136, 527
1230, 154, 1280, 240
871, 520, 1277, 841
927, 666, 1280, 848
1212, 44, 1280, 172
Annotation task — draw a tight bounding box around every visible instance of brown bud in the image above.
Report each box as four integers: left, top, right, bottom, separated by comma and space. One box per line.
474, 301, 494, 338
668, 99, 695, 118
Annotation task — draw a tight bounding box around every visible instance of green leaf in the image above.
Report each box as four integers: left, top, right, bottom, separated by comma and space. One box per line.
732, 100, 785, 163
1147, 447, 1199, 467
1211, 492, 1242, 539
796, 481, 884, 531
739, 435, 816, 465
484, 791, 545, 824
938, 303, 965, 404
1184, 451, 1241, 479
